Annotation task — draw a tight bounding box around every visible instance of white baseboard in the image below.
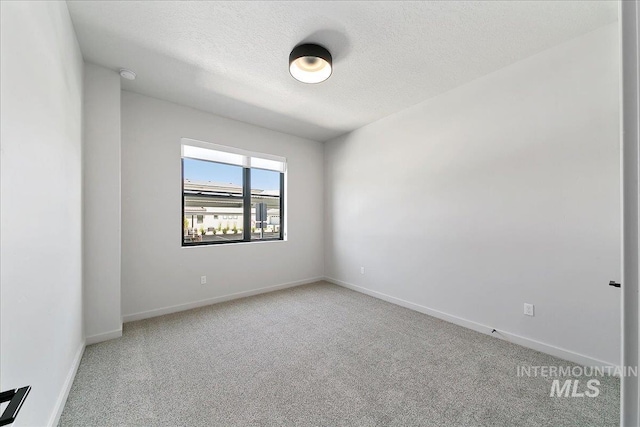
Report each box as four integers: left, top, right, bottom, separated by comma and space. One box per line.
48, 340, 85, 426
325, 277, 617, 370
123, 277, 324, 323
85, 327, 123, 345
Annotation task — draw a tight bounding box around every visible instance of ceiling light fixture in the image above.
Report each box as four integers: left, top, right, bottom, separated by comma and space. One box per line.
119, 68, 136, 80
289, 43, 332, 84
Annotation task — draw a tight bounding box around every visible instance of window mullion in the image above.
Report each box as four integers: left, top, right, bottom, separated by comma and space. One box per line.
243, 167, 251, 241
280, 172, 284, 240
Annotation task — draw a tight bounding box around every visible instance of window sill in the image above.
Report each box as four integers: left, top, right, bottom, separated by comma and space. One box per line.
181, 238, 287, 248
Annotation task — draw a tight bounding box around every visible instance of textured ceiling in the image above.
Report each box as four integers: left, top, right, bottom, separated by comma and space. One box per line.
67, 1, 617, 142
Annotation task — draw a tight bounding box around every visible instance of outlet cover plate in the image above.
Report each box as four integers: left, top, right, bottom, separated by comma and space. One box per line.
524, 303, 534, 317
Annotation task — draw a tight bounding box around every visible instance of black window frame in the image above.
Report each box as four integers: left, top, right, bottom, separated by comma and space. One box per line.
182, 158, 285, 247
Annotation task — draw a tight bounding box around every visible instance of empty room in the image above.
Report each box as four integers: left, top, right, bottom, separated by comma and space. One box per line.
1, 1, 640, 426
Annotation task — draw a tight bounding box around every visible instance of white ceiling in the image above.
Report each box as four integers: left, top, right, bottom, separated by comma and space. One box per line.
67, 1, 617, 142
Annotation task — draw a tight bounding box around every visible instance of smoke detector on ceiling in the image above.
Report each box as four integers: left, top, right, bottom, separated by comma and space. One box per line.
119, 68, 136, 80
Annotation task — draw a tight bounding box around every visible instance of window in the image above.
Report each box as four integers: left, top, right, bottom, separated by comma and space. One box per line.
251, 168, 281, 241
182, 139, 285, 246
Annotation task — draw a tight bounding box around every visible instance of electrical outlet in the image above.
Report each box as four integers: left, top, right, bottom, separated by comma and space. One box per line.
200, 276, 207, 285
524, 303, 534, 317
360, 267, 365, 274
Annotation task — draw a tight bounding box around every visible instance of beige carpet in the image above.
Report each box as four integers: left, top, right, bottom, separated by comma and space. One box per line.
60, 282, 619, 426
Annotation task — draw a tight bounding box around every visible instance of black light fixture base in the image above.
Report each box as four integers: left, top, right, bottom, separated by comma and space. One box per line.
289, 44, 332, 65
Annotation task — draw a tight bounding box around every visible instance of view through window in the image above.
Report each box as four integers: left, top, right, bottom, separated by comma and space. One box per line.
182, 141, 285, 246
251, 168, 281, 241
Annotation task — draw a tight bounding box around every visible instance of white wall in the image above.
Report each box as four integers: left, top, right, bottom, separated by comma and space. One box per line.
121, 92, 324, 319
83, 63, 122, 343
0, 2, 84, 426
324, 24, 621, 366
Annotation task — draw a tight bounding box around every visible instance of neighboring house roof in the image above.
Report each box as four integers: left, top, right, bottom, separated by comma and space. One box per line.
183, 179, 280, 214
184, 179, 274, 195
